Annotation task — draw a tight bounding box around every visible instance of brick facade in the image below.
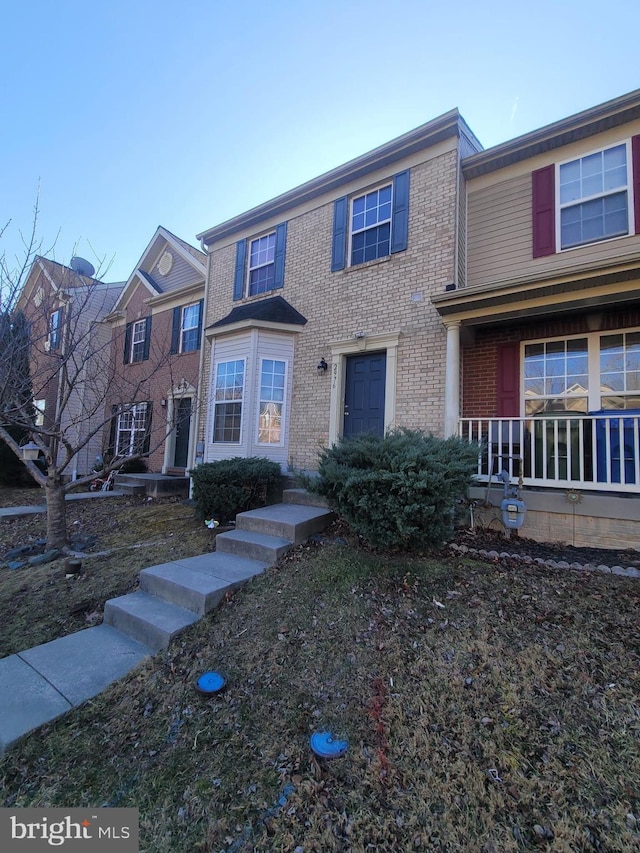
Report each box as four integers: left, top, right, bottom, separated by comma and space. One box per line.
200, 135, 467, 472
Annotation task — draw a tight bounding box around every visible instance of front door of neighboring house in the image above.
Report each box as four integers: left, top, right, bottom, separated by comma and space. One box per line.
343, 352, 386, 437
173, 397, 192, 468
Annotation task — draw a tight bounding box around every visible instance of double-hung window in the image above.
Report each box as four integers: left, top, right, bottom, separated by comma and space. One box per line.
331, 170, 410, 271
558, 143, 631, 249
233, 223, 287, 300
257, 359, 286, 445
116, 402, 150, 456
49, 308, 62, 350
131, 320, 147, 363
248, 233, 276, 296
213, 359, 245, 442
532, 137, 640, 258
180, 303, 200, 352
124, 317, 151, 364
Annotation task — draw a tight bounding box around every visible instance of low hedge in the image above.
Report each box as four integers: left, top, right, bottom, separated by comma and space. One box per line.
311, 429, 479, 550
190, 457, 282, 523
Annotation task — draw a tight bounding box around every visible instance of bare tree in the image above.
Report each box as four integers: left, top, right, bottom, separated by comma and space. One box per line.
1, 214, 191, 549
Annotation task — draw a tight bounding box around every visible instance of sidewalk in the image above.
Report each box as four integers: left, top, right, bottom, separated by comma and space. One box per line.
0, 490, 126, 518
0, 490, 333, 754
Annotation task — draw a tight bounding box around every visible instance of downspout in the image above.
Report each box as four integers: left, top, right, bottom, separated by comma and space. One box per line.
190, 251, 211, 499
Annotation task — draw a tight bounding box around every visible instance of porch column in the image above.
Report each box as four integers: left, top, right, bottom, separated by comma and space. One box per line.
443, 320, 461, 438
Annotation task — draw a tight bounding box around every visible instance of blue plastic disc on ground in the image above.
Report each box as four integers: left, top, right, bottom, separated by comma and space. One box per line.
310, 731, 348, 758
195, 671, 226, 695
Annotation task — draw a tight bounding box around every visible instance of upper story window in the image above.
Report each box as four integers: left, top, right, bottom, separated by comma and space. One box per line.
532, 135, 639, 258
123, 317, 151, 364
248, 233, 276, 295
331, 170, 410, 271
558, 143, 631, 249
350, 185, 392, 265
171, 300, 203, 354
233, 223, 287, 301
49, 308, 62, 350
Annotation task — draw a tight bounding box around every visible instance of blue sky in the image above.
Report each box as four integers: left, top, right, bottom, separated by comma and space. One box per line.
1, 0, 639, 283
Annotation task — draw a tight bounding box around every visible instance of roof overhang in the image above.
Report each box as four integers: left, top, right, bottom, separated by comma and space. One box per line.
432, 262, 640, 328
198, 110, 481, 246
462, 88, 640, 179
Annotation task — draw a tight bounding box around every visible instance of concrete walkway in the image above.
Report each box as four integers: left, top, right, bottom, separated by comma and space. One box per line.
0, 490, 333, 754
0, 490, 126, 518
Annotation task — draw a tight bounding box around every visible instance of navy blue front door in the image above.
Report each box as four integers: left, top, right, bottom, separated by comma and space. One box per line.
343, 352, 386, 437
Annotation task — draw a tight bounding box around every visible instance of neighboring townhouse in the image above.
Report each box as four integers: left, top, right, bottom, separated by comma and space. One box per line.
16, 257, 124, 478
432, 89, 640, 548
195, 110, 482, 476
104, 227, 206, 474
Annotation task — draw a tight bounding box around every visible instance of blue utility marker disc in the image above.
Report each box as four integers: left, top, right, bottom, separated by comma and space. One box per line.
310, 731, 348, 758
195, 671, 226, 695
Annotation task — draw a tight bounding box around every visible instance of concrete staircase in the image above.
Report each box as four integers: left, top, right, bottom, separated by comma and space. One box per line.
103, 489, 334, 651
0, 489, 334, 753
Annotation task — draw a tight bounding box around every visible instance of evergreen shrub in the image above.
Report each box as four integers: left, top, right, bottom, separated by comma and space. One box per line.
311, 429, 479, 550
190, 457, 282, 523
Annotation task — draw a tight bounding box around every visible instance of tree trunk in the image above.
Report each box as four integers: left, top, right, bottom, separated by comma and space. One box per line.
45, 477, 68, 549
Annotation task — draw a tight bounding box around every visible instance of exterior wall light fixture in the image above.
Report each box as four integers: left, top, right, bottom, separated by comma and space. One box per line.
317, 358, 328, 374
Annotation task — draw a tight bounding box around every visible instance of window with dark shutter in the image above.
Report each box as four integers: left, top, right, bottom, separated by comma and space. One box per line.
532, 165, 556, 258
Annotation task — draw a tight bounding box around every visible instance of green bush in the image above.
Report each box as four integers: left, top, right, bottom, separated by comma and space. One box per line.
311, 429, 479, 550
190, 457, 282, 523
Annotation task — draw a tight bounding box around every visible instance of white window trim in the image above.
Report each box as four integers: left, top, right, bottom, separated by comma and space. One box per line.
256, 357, 287, 447
212, 358, 246, 444
131, 319, 147, 363
180, 303, 200, 353
49, 308, 61, 349
33, 399, 45, 427
555, 139, 635, 252
116, 402, 148, 457
521, 328, 640, 415
247, 231, 276, 297
347, 182, 393, 268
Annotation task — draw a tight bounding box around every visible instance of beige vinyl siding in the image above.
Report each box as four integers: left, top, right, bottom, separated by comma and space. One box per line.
150, 251, 204, 294
467, 172, 640, 289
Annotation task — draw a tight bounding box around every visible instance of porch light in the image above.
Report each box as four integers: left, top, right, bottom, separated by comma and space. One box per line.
317, 358, 328, 374
22, 441, 40, 461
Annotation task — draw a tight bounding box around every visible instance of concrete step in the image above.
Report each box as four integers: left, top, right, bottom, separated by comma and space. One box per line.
113, 473, 189, 498
282, 488, 329, 508
104, 591, 199, 652
117, 483, 146, 495
215, 529, 293, 563
139, 553, 268, 615
236, 503, 334, 545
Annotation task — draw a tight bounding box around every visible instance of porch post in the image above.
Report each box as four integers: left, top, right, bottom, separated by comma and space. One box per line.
443, 320, 461, 438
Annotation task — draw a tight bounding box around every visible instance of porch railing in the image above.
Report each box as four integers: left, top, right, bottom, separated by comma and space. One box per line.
459, 415, 640, 493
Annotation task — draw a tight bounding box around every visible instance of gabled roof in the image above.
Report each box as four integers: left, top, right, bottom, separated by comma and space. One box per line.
208, 295, 307, 330
197, 110, 482, 246
462, 87, 640, 179
110, 226, 206, 314
16, 256, 124, 315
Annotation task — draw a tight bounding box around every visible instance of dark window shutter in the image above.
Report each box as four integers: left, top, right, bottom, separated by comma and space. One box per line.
632, 135, 640, 235
532, 165, 556, 257
143, 404, 153, 455
273, 222, 287, 289
170, 307, 181, 354
331, 196, 348, 271
123, 322, 132, 364
143, 316, 152, 361
391, 169, 410, 254
196, 298, 204, 349
497, 343, 520, 417
233, 239, 247, 300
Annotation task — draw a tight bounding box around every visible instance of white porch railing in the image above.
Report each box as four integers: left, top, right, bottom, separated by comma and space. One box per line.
459, 415, 640, 493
